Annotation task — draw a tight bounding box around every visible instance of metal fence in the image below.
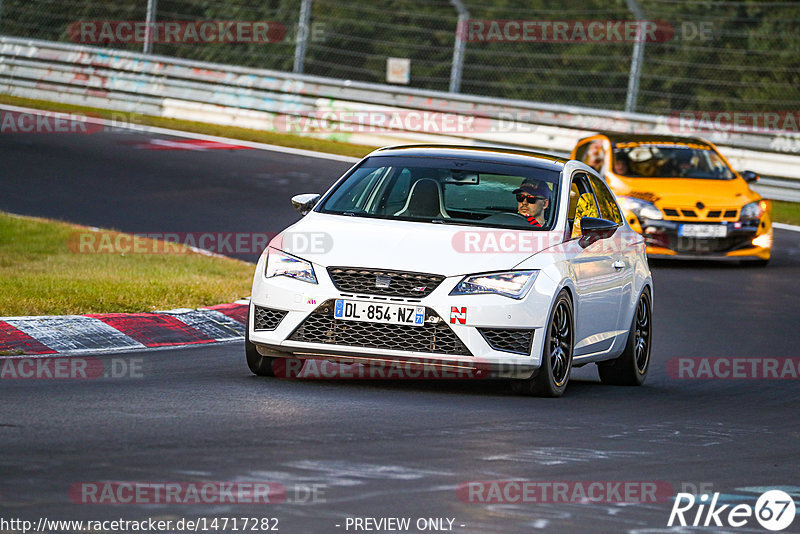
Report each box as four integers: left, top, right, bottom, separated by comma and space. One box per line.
0, 0, 798, 116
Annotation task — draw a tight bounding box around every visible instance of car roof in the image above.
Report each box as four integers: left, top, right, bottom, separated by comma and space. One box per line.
369, 144, 568, 171
580, 132, 711, 146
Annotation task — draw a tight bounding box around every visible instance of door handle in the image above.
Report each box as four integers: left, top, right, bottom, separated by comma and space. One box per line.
612, 260, 625, 270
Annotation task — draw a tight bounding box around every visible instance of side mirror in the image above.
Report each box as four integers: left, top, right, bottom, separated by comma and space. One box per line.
291, 194, 321, 216
579, 217, 619, 248
741, 170, 759, 183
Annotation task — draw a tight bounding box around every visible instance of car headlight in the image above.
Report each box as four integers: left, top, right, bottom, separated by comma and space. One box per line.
617, 196, 663, 221
265, 248, 317, 284
740, 201, 765, 221
450, 270, 539, 300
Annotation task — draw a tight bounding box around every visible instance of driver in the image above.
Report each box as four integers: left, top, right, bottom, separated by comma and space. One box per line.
514, 179, 551, 227
584, 140, 605, 172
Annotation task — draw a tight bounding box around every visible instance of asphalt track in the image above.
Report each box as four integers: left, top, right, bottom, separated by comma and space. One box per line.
1, 118, 799, 533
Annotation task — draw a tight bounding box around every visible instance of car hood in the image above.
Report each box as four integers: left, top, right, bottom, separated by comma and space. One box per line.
612, 176, 758, 207
270, 212, 563, 277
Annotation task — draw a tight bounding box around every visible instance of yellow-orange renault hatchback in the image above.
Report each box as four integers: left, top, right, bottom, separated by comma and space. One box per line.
571, 133, 772, 264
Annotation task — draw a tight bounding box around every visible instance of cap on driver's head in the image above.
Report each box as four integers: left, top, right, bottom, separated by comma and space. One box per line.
513, 179, 551, 200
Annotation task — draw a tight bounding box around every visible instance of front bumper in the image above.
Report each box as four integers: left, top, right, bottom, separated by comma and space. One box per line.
633, 218, 772, 261
248, 261, 557, 379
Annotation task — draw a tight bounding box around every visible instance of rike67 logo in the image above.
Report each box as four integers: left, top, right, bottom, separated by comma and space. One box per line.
669, 490, 796, 531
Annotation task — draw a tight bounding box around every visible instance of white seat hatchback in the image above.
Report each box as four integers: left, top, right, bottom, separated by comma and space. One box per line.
246, 145, 653, 397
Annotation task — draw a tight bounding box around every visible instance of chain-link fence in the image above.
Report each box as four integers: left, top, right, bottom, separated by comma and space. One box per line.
1, 0, 798, 115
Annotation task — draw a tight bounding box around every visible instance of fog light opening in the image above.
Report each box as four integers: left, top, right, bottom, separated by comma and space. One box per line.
752, 233, 772, 248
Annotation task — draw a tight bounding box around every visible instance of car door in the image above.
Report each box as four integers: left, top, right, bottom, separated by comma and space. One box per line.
568, 172, 623, 357
588, 173, 632, 338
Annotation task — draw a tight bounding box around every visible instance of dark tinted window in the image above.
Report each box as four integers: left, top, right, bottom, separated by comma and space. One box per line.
319, 156, 561, 230
612, 142, 734, 180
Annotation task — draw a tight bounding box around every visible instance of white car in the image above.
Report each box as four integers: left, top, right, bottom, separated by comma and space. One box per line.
246, 145, 653, 396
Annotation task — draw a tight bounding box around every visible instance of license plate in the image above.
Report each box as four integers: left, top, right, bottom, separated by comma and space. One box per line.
334, 300, 425, 326
678, 224, 727, 238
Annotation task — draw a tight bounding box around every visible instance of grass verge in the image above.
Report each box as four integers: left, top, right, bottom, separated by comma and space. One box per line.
0, 94, 375, 159
0, 212, 253, 316
771, 200, 800, 226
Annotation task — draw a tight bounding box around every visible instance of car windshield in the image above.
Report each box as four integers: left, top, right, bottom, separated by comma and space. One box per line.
612, 142, 735, 180
318, 156, 561, 230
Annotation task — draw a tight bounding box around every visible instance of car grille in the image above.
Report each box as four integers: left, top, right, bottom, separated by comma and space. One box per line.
253, 306, 288, 331
661, 207, 740, 221
289, 301, 471, 356
479, 328, 534, 355
327, 267, 444, 298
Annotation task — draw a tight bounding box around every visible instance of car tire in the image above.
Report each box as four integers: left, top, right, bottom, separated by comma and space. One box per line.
246, 331, 277, 377
512, 289, 574, 397
597, 289, 652, 386
245, 307, 279, 377
245, 308, 303, 377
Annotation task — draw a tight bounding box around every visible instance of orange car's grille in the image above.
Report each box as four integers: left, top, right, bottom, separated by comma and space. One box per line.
660, 207, 740, 221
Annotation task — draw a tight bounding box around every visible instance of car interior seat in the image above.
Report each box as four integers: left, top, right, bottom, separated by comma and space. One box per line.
394, 179, 449, 218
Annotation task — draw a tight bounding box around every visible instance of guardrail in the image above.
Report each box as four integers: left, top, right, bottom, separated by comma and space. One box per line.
1, 36, 799, 201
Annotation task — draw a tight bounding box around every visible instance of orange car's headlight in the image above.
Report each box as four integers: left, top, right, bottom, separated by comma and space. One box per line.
740, 201, 764, 221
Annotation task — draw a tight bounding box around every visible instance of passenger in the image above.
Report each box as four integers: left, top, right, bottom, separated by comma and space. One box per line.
613, 151, 631, 176
514, 179, 551, 227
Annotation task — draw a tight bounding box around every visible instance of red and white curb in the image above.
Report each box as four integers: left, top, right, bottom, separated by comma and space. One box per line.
0, 300, 249, 356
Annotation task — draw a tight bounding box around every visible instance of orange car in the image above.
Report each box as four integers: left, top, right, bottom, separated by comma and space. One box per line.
571, 133, 772, 264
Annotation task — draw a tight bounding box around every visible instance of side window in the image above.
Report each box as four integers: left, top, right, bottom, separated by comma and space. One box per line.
588, 175, 623, 225
569, 173, 600, 238
326, 166, 385, 212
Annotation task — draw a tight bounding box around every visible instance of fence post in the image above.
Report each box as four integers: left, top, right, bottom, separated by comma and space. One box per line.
449, 0, 469, 93
293, 0, 312, 74
144, 0, 158, 54
625, 0, 646, 112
